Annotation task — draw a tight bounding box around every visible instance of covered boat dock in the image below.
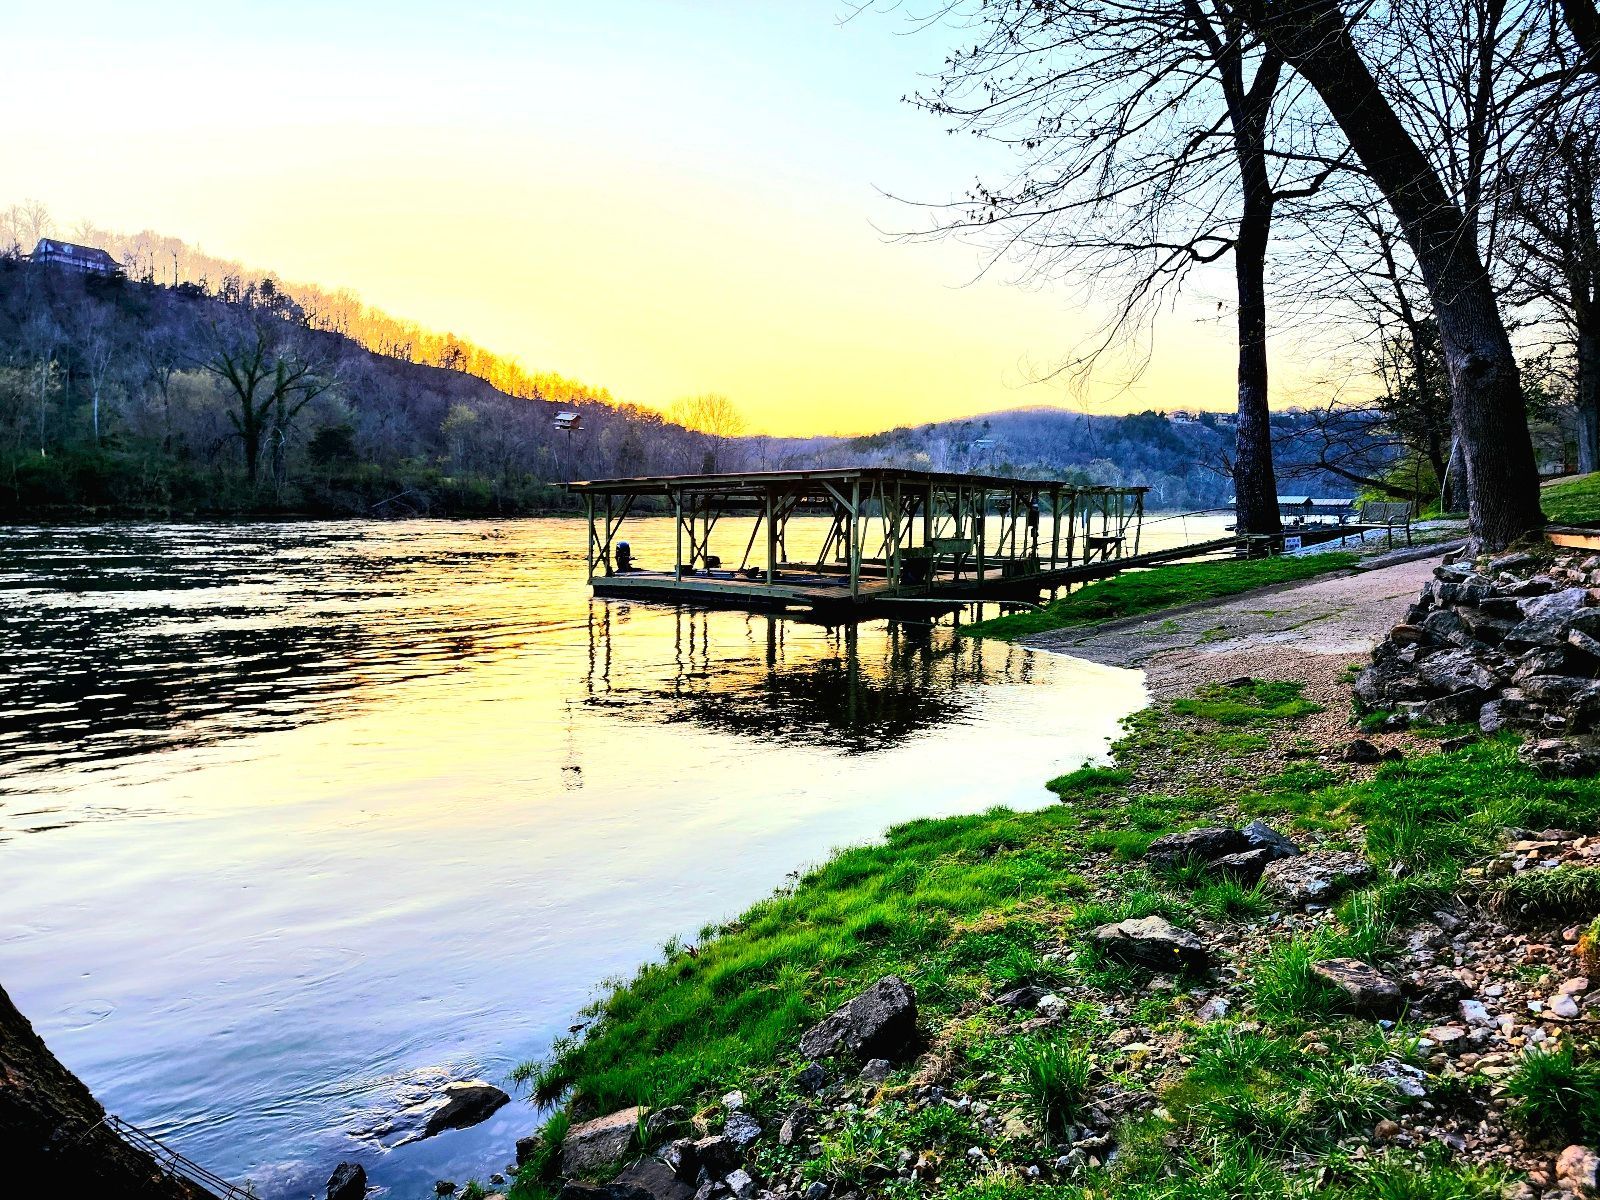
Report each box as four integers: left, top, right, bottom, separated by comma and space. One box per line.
566, 468, 1192, 617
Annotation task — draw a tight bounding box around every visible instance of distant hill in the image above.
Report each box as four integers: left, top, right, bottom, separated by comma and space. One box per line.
0, 251, 1371, 518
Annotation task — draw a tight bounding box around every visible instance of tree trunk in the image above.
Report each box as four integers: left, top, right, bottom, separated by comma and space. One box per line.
1233, 195, 1283, 537
1247, 0, 1545, 549
1578, 326, 1600, 475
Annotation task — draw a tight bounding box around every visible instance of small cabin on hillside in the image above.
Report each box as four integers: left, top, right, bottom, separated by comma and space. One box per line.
29, 238, 121, 277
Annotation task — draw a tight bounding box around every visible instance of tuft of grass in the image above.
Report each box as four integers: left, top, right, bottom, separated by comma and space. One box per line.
1010, 1035, 1092, 1134
1544, 470, 1600, 525
1193, 878, 1270, 920
1486, 865, 1600, 923
1506, 1043, 1600, 1144
508, 1108, 570, 1198
962, 552, 1360, 641
1047, 764, 1132, 800
1172, 679, 1323, 726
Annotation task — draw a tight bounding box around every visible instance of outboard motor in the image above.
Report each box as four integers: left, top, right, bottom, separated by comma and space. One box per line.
614, 540, 633, 572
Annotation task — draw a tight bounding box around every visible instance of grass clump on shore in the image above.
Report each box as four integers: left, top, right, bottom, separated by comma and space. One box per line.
1506, 1043, 1600, 1144
961, 551, 1360, 641
1544, 470, 1600, 525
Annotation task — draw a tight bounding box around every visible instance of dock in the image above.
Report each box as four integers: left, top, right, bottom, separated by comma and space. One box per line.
567, 467, 1159, 617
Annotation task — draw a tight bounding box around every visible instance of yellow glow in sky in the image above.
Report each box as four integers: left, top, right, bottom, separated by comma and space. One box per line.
6, 2, 1319, 436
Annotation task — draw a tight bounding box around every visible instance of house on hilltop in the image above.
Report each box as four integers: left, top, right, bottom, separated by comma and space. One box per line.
29, 238, 121, 277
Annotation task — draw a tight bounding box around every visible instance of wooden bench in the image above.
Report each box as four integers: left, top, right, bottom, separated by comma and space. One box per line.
1358, 500, 1414, 547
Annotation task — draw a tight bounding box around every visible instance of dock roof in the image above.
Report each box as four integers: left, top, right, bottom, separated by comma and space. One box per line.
565, 467, 1149, 496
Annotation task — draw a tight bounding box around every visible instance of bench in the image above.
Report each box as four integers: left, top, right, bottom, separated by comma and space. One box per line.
1358, 500, 1414, 547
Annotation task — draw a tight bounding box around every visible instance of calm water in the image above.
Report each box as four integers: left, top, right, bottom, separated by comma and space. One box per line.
0, 517, 1153, 1198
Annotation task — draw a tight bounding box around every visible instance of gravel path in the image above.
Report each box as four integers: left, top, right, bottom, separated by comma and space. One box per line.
1027, 551, 1448, 744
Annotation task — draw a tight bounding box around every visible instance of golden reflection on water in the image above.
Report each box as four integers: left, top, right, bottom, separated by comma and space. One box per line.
0, 518, 1148, 1198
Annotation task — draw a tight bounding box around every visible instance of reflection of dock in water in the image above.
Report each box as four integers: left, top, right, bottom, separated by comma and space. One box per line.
569, 468, 1163, 619
582, 603, 1041, 753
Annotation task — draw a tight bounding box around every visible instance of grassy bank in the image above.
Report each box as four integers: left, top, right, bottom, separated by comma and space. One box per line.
505, 678, 1600, 1199
961, 552, 1361, 642
1545, 472, 1600, 525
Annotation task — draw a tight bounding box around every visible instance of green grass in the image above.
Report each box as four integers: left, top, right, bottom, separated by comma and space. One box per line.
1506, 1042, 1600, 1144
962, 552, 1361, 641
1545, 471, 1600, 525
1172, 679, 1324, 726
1010, 1034, 1092, 1134
1487, 865, 1600, 923
1046, 764, 1133, 800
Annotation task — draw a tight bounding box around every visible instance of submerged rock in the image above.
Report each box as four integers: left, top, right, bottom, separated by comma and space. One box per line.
562, 1106, 644, 1176
797, 975, 918, 1063
327, 1162, 367, 1200
422, 1080, 510, 1138
1088, 915, 1211, 972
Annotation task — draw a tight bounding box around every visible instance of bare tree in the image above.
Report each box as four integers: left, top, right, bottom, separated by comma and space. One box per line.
669, 393, 747, 472
1239, 0, 1546, 549
203, 314, 332, 485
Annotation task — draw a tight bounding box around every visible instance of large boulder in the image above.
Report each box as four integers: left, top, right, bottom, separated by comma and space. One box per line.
1143, 827, 1247, 869
797, 976, 918, 1063
1089, 915, 1211, 972
611, 1159, 694, 1200
1309, 958, 1402, 1016
1262, 851, 1374, 907
1506, 588, 1591, 646
422, 1080, 511, 1138
562, 1106, 644, 1176
327, 1162, 367, 1200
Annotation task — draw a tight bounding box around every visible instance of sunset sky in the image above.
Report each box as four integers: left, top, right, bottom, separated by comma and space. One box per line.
7, 1, 1314, 436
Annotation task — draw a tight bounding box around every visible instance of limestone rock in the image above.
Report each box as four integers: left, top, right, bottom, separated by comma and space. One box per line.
1309, 958, 1402, 1015
1088, 915, 1211, 972
1558, 1145, 1600, 1196
722, 1112, 762, 1150
562, 1106, 644, 1176
1143, 826, 1247, 868
1262, 851, 1374, 907
1415, 648, 1496, 694
797, 975, 919, 1063
1507, 588, 1591, 645
422, 1080, 510, 1138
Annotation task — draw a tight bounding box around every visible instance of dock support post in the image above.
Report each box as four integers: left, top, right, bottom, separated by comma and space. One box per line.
1049, 485, 1061, 571
849, 478, 862, 600
585, 495, 595, 581
674, 493, 684, 582
765, 488, 776, 585
975, 488, 986, 590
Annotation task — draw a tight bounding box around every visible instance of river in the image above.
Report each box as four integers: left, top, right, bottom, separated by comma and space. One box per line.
0, 515, 1181, 1197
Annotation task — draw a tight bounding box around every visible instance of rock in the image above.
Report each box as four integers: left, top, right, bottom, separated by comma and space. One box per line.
1202, 848, 1275, 883
327, 1162, 367, 1200
562, 1106, 644, 1176
721, 1089, 745, 1112
1420, 609, 1469, 645
691, 1134, 741, 1177
1439, 734, 1478, 753
724, 1168, 756, 1199
1088, 915, 1211, 972
1558, 1145, 1600, 1196
516, 1134, 544, 1166
558, 1183, 652, 1200
722, 1112, 762, 1150
1489, 552, 1538, 575
1262, 851, 1374, 907
437, 1183, 457, 1196
797, 976, 919, 1063
1551, 993, 1582, 1019
1241, 820, 1299, 859
1374, 1118, 1402, 1141
612, 1159, 694, 1200
1143, 826, 1247, 868
1195, 995, 1230, 1022
859, 1058, 894, 1082
644, 1105, 689, 1143
1309, 958, 1402, 1015
1460, 999, 1492, 1025
1342, 739, 1384, 764
994, 984, 1049, 1010
1571, 627, 1600, 660
777, 1107, 809, 1147
1415, 647, 1497, 693
1507, 588, 1591, 645
794, 1062, 827, 1094
1363, 1057, 1428, 1099
422, 1080, 511, 1138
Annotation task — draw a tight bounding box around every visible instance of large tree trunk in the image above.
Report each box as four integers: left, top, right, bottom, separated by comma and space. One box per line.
1233, 192, 1283, 537
1563, 0, 1600, 78
1578, 325, 1600, 475
1247, 0, 1545, 549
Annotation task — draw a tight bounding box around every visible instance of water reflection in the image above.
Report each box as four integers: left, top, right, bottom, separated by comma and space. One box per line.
0, 519, 1146, 1199
585, 606, 1046, 752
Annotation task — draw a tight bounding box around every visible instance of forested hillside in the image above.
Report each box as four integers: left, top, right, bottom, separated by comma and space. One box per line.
0, 250, 1369, 518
